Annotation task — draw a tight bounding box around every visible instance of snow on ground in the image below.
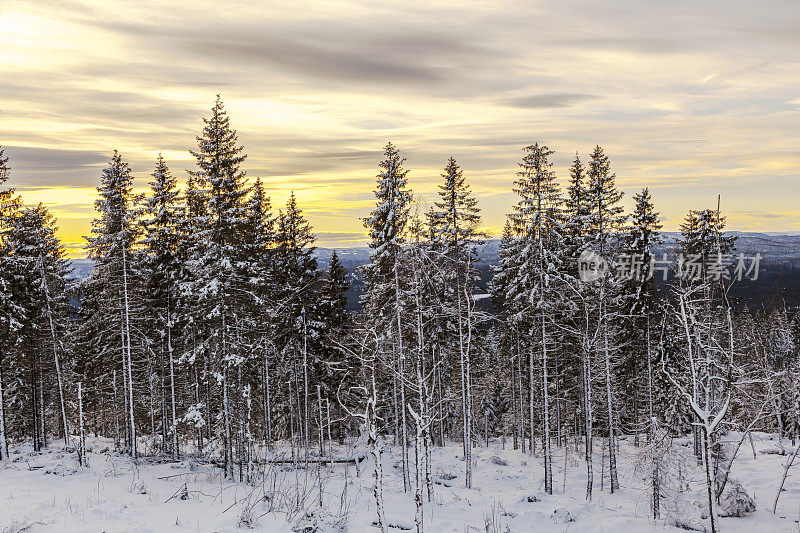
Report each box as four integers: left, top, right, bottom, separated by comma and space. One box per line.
2, 433, 799, 532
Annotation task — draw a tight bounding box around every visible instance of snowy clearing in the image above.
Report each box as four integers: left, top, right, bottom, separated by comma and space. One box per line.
2, 433, 799, 532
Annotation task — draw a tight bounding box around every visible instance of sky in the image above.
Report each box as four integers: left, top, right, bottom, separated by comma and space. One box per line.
2, 0, 800, 256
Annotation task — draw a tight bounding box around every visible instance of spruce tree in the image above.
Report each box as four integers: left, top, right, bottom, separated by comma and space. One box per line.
427, 156, 483, 488
506, 143, 564, 493
141, 155, 183, 458
584, 145, 625, 493
362, 142, 413, 491
79, 150, 142, 459
188, 95, 251, 479
3, 204, 71, 451
273, 193, 319, 448
0, 146, 17, 461
618, 188, 662, 444
564, 152, 590, 276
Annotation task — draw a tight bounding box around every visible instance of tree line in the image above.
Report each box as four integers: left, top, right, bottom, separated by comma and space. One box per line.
1, 97, 798, 532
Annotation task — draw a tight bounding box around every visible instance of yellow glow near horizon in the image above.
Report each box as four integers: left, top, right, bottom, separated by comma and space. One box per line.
2, 0, 799, 257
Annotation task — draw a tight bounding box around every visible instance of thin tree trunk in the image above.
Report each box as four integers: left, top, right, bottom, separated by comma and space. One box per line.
113, 369, 120, 448
167, 292, 178, 460
368, 365, 387, 533
603, 315, 619, 492
122, 245, 137, 462
773, 443, 800, 514
78, 381, 86, 467
394, 261, 410, 492
542, 310, 552, 494
701, 426, 719, 532
302, 309, 310, 450
39, 256, 68, 445
263, 342, 272, 445
528, 345, 535, 458
0, 348, 9, 461
583, 332, 594, 501
222, 366, 233, 479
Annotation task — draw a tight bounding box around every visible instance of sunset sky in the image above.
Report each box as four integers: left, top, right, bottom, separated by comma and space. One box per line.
2, 0, 799, 256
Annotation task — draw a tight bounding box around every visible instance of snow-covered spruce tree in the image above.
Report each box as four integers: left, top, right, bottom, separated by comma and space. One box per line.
426, 156, 483, 488
186, 95, 251, 479
179, 170, 211, 450
316, 249, 354, 439
272, 193, 319, 448
564, 152, 591, 277
361, 142, 413, 491
2, 204, 72, 451
616, 188, 663, 516
488, 221, 526, 451
78, 151, 143, 461
240, 176, 276, 446
617, 188, 662, 445
584, 145, 626, 494
560, 151, 601, 499
505, 143, 565, 494
0, 146, 20, 461
141, 154, 184, 459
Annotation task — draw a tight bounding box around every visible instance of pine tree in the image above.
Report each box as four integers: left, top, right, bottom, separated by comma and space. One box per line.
242, 177, 274, 303
362, 143, 412, 315
319, 249, 349, 332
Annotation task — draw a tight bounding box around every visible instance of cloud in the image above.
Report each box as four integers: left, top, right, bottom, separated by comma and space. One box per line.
3, 146, 106, 171
3, 146, 108, 188
501, 93, 596, 109
736, 211, 788, 219
2, 0, 800, 246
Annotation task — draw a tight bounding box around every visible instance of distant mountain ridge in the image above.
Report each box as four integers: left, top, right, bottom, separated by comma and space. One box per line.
68, 232, 800, 310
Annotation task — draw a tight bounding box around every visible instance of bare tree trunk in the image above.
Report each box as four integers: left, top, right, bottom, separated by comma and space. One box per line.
221, 312, 233, 478
167, 294, 178, 460
583, 332, 594, 501
122, 246, 137, 462
112, 370, 120, 448
772, 443, 800, 514
529, 345, 536, 458
77, 381, 86, 467
262, 342, 272, 445
222, 366, 233, 479
701, 426, 719, 532
458, 268, 474, 487
541, 310, 552, 494
602, 309, 619, 492
518, 335, 525, 454
368, 365, 387, 533
302, 309, 310, 450
39, 256, 68, 445
0, 351, 8, 461
120, 320, 129, 449
394, 263, 410, 492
